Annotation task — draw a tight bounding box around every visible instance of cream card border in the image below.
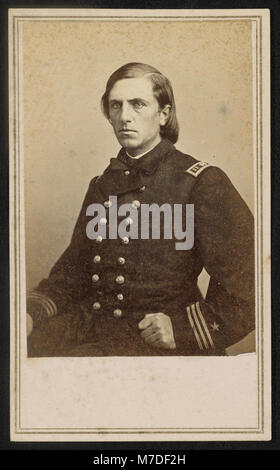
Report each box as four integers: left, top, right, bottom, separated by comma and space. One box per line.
9, 8, 271, 442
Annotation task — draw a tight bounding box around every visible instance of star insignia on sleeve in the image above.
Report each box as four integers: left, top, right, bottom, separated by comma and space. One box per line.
210, 322, 220, 331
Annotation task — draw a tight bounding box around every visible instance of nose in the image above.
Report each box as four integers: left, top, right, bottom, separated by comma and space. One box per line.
120, 102, 133, 123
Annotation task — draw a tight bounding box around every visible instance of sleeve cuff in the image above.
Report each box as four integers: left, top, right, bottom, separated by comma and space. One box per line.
186, 301, 215, 352
27, 291, 57, 326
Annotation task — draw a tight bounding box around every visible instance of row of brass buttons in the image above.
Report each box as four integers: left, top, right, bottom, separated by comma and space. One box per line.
91, 196, 143, 318
123, 168, 146, 192
104, 199, 142, 209
94, 255, 125, 265
92, 302, 122, 318
92, 274, 125, 284
92, 252, 125, 316
95, 236, 130, 244
99, 216, 137, 226
92, 290, 124, 309
116, 167, 147, 189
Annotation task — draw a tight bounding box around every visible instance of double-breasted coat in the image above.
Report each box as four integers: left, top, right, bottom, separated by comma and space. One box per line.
27, 139, 255, 356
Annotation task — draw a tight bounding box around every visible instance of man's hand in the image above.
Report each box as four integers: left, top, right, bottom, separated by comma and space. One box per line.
138, 313, 176, 350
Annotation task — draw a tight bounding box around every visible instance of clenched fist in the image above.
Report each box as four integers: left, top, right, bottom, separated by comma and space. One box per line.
138, 312, 176, 350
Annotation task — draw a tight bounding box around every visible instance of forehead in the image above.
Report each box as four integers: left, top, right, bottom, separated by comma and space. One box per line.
109, 77, 155, 101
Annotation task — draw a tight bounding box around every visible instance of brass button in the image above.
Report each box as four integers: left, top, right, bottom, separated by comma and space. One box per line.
117, 257, 125, 265
124, 170, 130, 176
96, 235, 103, 244
132, 200, 141, 209
115, 275, 125, 284
104, 200, 112, 208
92, 302, 101, 310
121, 236, 129, 245
93, 255, 101, 263
100, 217, 107, 225
139, 185, 146, 192
113, 308, 123, 318
92, 274, 100, 282
117, 293, 124, 301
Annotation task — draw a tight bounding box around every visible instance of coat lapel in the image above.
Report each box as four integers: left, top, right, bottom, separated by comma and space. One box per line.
95, 139, 175, 200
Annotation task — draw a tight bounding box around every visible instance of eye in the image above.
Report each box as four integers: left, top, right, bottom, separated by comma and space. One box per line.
110, 102, 121, 110
133, 101, 145, 109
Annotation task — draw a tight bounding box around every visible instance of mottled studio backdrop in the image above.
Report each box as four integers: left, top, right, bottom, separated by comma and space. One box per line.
23, 20, 254, 292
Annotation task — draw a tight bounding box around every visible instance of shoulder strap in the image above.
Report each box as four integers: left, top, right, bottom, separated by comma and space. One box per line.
185, 161, 211, 177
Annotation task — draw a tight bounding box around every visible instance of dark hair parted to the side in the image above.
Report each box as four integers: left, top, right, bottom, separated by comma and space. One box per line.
101, 63, 179, 144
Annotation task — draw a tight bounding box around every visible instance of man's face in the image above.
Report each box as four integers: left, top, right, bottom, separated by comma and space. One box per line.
108, 77, 168, 157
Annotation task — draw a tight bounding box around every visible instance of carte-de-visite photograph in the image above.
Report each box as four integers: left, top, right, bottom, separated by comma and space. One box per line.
9, 9, 270, 441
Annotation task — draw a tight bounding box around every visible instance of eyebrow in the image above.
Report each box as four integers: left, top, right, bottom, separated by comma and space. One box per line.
109, 98, 150, 104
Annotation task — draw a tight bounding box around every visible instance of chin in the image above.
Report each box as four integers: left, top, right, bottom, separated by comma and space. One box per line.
119, 138, 140, 151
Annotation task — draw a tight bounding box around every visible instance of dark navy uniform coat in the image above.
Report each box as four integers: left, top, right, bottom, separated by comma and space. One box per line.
27, 139, 255, 356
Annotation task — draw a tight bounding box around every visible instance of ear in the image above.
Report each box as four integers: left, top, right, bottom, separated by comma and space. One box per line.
159, 104, 171, 127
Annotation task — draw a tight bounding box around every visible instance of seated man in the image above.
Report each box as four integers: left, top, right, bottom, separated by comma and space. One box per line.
27, 62, 255, 357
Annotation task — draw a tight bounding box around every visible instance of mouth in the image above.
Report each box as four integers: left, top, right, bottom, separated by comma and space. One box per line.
119, 129, 137, 134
